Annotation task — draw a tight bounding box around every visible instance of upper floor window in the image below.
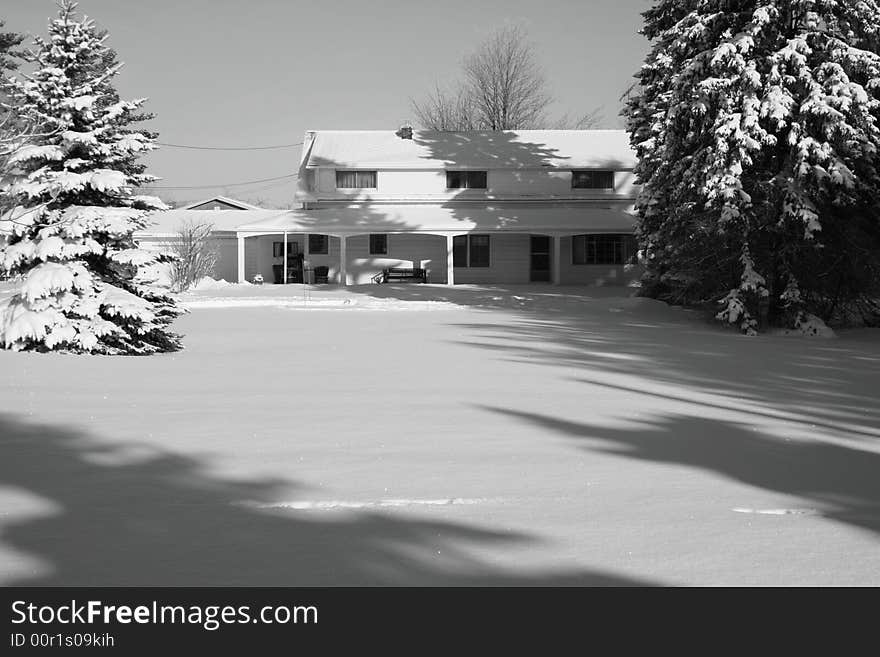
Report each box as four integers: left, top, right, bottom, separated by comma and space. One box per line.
446, 170, 487, 189
572, 234, 637, 265
309, 234, 329, 254
336, 170, 377, 189
369, 234, 388, 255
572, 170, 614, 189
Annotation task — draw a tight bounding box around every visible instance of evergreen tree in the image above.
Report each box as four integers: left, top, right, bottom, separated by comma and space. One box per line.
0, 1, 182, 354
624, 0, 880, 333
0, 19, 24, 78
1, 18, 27, 194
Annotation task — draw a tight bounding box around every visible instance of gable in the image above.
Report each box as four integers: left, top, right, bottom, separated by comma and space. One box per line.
187, 200, 251, 211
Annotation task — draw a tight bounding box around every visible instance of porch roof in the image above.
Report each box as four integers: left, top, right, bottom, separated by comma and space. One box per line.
234, 205, 637, 235
137, 209, 292, 235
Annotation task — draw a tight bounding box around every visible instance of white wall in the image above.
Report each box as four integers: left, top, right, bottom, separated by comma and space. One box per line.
346, 233, 447, 284
137, 234, 239, 284
453, 233, 532, 285
214, 236, 238, 282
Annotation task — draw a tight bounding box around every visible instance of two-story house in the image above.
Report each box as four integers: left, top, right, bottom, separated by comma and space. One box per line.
137, 128, 641, 286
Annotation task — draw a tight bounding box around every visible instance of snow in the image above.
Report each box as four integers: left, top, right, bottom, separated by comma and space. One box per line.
7, 144, 64, 165
180, 283, 461, 311
18, 261, 87, 302
770, 313, 836, 338
1, 283, 878, 585
101, 284, 155, 323
189, 276, 232, 291
89, 169, 128, 192
60, 130, 99, 146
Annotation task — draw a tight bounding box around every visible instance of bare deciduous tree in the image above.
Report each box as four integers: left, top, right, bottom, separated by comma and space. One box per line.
168, 221, 219, 292
549, 108, 606, 130
462, 25, 551, 130
410, 82, 480, 131
411, 25, 601, 131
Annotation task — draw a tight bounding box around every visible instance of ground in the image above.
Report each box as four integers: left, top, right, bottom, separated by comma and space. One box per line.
1, 282, 879, 585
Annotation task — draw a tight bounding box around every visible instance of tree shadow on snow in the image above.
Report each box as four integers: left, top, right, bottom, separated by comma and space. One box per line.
478, 406, 880, 536
355, 284, 880, 447
0, 414, 650, 586
355, 283, 880, 538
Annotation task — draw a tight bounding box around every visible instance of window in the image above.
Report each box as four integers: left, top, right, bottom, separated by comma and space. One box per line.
572, 170, 615, 189
446, 170, 488, 189
273, 241, 299, 257
336, 170, 377, 189
309, 234, 328, 254
572, 234, 637, 265
469, 235, 490, 267
369, 234, 388, 255
453, 234, 491, 268
453, 235, 468, 267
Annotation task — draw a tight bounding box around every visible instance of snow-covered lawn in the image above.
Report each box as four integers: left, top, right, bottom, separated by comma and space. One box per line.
1, 283, 879, 585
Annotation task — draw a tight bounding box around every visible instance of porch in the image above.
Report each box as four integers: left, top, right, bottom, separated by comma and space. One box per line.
232, 205, 641, 287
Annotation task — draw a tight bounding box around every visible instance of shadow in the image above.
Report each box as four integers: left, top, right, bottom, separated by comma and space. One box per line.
289, 130, 635, 283
416, 130, 632, 234
0, 414, 650, 586
351, 283, 880, 449
479, 406, 880, 536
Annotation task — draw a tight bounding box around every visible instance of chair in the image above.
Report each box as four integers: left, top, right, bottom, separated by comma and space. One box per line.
313, 265, 329, 284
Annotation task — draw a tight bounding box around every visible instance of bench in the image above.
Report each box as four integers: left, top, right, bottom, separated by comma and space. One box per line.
373, 267, 428, 284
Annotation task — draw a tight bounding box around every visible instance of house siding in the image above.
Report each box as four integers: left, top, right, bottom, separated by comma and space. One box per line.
453, 233, 531, 285
214, 236, 239, 282
346, 233, 447, 284
134, 234, 239, 284
311, 168, 636, 203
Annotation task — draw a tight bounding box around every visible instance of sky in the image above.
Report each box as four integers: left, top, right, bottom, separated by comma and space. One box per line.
3, 0, 654, 207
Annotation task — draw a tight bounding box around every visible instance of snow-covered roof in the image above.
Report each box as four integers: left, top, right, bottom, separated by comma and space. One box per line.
302, 130, 637, 170
179, 196, 263, 211
233, 205, 636, 234
137, 209, 284, 235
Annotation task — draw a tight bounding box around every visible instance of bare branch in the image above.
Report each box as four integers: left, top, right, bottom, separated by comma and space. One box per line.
167, 220, 219, 292
411, 25, 596, 131
550, 108, 605, 130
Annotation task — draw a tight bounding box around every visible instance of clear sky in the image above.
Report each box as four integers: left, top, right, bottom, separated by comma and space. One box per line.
3, 0, 653, 206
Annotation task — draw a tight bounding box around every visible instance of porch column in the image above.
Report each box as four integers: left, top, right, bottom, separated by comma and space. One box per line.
446, 234, 455, 286
237, 233, 245, 283
339, 235, 348, 286
283, 231, 288, 284
552, 234, 562, 285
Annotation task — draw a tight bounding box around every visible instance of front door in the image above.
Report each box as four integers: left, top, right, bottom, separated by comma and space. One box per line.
530, 235, 551, 282
286, 244, 303, 283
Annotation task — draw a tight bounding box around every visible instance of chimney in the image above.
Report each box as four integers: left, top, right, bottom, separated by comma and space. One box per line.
396, 123, 413, 140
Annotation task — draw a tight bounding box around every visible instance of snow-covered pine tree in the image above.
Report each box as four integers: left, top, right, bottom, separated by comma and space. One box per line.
624, 0, 880, 333
1, 19, 27, 204
0, 1, 183, 354
0, 19, 24, 80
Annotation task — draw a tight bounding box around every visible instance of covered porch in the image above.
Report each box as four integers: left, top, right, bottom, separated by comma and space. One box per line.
233, 205, 639, 286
